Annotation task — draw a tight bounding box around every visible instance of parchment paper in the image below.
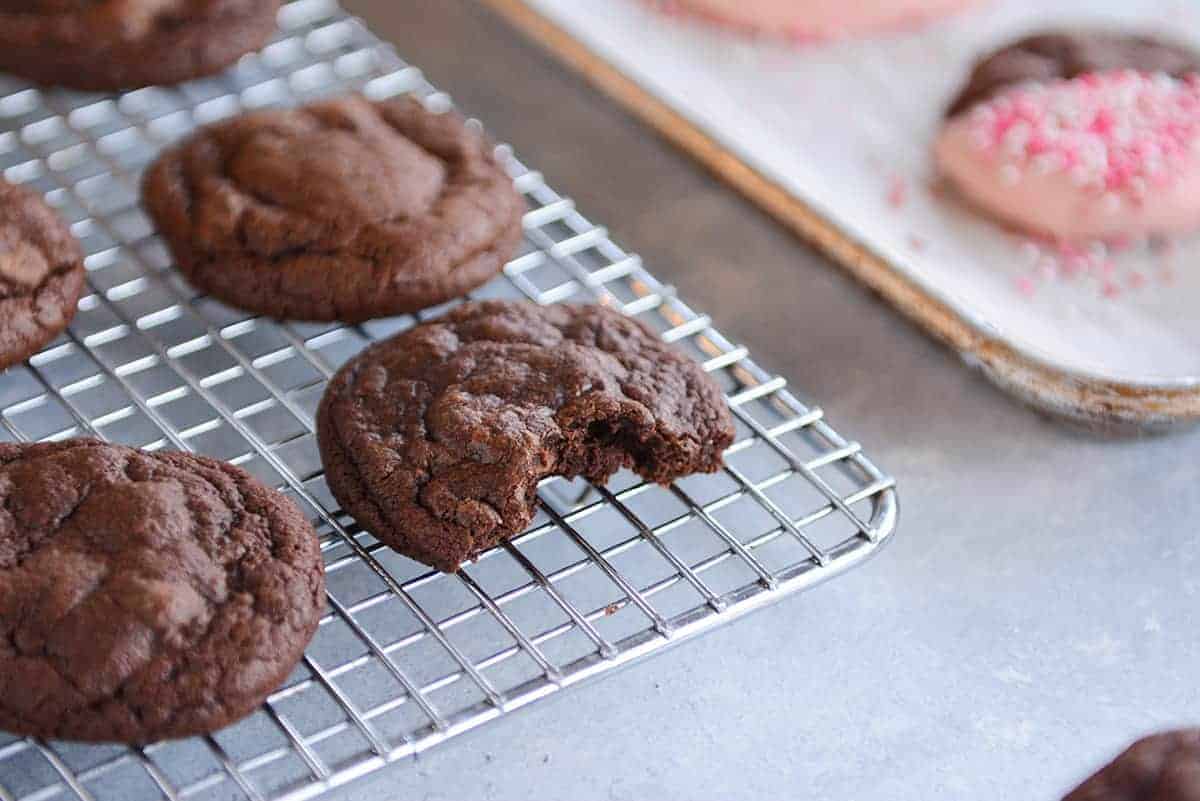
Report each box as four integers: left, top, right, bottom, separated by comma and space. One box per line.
524, 0, 1200, 386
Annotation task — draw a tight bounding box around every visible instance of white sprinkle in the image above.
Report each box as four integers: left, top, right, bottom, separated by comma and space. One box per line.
1071, 166, 1094, 187
1033, 153, 1062, 175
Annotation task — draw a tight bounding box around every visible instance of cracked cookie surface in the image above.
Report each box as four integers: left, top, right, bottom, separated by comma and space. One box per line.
0, 0, 279, 91
1064, 729, 1200, 801
0, 439, 325, 744
946, 31, 1200, 118
0, 179, 84, 371
143, 95, 527, 323
317, 300, 735, 573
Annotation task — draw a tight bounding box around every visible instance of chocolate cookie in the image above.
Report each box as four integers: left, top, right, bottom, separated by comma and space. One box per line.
142, 95, 526, 323
947, 31, 1200, 117
0, 439, 325, 743
0, 179, 85, 371
1064, 730, 1200, 801
0, 1, 280, 92
317, 300, 735, 572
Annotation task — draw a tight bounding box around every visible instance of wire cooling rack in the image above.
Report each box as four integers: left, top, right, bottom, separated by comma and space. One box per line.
0, 2, 898, 800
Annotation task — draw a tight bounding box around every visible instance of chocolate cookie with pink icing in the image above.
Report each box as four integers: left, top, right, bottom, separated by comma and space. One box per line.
658, 0, 981, 41
936, 32, 1200, 241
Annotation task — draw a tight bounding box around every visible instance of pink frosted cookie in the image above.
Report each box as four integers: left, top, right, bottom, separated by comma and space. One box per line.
937, 33, 1200, 240
656, 0, 980, 41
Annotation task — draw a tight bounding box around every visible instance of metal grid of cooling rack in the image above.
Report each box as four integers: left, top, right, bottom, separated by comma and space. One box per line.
0, 2, 898, 800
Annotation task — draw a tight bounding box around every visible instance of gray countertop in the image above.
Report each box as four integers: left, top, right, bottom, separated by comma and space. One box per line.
330, 2, 1200, 798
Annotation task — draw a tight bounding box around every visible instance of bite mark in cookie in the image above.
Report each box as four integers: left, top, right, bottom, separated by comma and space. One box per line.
316, 301, 735, 572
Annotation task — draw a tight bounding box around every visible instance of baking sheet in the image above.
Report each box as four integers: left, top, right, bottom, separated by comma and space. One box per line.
518, 0, 1200, 388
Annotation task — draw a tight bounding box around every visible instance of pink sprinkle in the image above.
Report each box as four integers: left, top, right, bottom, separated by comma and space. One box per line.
1089, 107, 1116, 136
1013, 234, 1174, 301
907, 234, 927, 251
1059, 246, 1089, 277
967, 70, 1200, 198
887, 175, 908, 209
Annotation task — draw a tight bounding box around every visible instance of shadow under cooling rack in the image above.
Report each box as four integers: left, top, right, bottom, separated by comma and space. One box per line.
0, 2, 898, 800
